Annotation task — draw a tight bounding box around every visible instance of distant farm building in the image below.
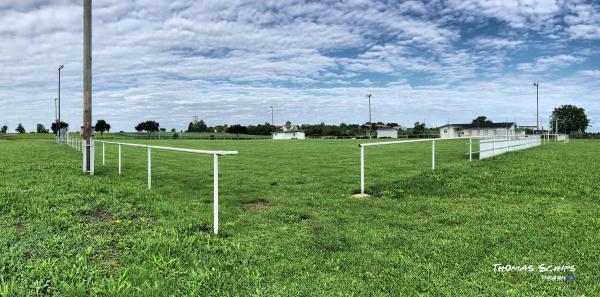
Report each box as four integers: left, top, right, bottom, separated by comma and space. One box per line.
272, 131, 305, 140
439, 122, 526, 138
272, 124, 305, 140
376, 127, 398, 139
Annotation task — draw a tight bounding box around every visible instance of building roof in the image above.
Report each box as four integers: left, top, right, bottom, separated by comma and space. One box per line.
376, 127, 398, 131
272, 131, 305, 134
440, 122, 516, 129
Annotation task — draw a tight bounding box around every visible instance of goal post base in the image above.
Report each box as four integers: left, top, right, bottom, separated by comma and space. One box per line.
352, 193, 371, 198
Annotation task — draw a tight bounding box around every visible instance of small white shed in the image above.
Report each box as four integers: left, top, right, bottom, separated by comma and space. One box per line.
272, 131, 305, 140
376, 128, 398, 139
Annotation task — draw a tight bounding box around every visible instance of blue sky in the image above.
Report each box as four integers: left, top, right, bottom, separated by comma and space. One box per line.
0, 0, 599, 132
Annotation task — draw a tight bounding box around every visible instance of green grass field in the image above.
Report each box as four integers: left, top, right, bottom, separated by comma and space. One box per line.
1, 138, 598, 296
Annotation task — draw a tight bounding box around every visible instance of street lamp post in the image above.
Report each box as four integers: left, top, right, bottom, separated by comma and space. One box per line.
367, 94, 372, 139
533, 82, 539, 133
58, 65, 64, 142
54, 98, 58, 142
270, 106, 274, 134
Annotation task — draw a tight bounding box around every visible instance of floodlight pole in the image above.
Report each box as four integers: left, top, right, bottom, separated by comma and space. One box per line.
83, 0, 94, 175
270, 106, 274, 128
58, 65, 64, 142
533, 82, 539, 133
367, 94, 372, 139
54, 98, 58, 142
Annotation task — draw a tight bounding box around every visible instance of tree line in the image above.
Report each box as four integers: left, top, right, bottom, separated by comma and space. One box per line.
135, 104, 592, 137
1, 104, 590, 136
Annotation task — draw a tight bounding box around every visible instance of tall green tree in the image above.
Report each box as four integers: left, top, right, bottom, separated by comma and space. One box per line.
247, 123, 273, 135
94, 120, 111, 136
413, 122, 426, 134
227, 124, 248, 135
135, 120, 160, 136
51, 121, 69, 135
36, 123, 49, 133
15, 123, 25, 134
551, 105, 590, 133
472, 116, 493, 126
187, 120, 208, 132
0, 125, 7, 134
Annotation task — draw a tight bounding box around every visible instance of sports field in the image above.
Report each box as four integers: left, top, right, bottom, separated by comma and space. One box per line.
1, 138, 599, 295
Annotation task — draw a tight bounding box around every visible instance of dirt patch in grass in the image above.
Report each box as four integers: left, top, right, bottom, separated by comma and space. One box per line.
87, 208, 115, 222
198, 225, 212, 234
14, 223, 24, 230
241, 198, 270, 210
298, 214, 311, 221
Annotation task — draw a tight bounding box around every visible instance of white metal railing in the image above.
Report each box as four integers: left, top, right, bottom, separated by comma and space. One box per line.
358, 137, 470, 195
67, 135, 83, 151
357, 136, 544, 195
96, 140, 238, 234
475, 136, 541, 159
543, 133, 569, 143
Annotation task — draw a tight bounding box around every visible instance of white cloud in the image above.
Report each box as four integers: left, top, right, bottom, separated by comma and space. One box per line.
516, 54, 586, 73
472, 37, 524, 49
444, 0, 563, 28
563, 1, 600, 39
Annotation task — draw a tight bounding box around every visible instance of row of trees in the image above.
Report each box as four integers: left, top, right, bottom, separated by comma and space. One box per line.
184, 119, 432, 137
135, 120, 160, 136
183, 105, 589, 137
112, 106, 595, 137
0, 120, 111, 135
2, 105, 589, 137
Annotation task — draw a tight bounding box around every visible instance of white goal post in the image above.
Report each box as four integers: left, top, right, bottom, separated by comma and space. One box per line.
96, 140, 238, 234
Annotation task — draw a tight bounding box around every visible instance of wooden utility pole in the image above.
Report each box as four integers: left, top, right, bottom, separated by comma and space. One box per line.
83, 0, 94, 174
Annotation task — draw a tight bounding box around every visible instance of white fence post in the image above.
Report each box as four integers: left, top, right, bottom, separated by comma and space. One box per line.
360, 145, 365, 194
85, 140, 237, 235
82, 140, 85, 173
213, 154, 219, 234
469, 138, 472, 162
147, 147, 151, 190
102, 142, 105, 165
118, 144, 122, 175
431, 139, 435, 171
492, 137, 496, 156
90, 140, 95, 176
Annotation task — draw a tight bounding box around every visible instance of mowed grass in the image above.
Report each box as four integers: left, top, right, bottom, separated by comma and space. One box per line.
0, 138, 599, 296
